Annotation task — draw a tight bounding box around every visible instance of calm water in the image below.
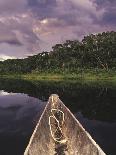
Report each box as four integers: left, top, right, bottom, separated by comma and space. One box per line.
0, 78, 116, 155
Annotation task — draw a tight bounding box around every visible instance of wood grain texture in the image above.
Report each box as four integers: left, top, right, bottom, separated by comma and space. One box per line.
24, 94, 106, 155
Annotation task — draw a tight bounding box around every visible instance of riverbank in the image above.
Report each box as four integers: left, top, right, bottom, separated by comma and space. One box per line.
0, 69, 116, 82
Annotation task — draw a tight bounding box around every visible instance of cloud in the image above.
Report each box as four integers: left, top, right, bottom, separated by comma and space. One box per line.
93, 0, 116, 25
0, 54, 15, 61
0, 0, 115, 58
102, 9, 116, 25
27, 0, 57, 19
0, 0, 27, 14
29, 0, 105, 45
25, 0, 116, 52
0, 22, 23, 46
0, 13, 42, 57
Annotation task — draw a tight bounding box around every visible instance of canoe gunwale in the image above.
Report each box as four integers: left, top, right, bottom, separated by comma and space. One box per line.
24, 94, 106, 155
24, 100, 50, 155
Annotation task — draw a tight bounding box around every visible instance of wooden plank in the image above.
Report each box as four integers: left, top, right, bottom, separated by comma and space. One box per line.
24, 94, 106, 155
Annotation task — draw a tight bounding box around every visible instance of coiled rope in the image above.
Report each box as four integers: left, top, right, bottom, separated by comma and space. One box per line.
49, 96, 67, 144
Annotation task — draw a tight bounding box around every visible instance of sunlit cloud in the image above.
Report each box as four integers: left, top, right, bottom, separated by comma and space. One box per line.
0, 54, 16, 61
40, 19, 49, 24
0, 0, 115, 59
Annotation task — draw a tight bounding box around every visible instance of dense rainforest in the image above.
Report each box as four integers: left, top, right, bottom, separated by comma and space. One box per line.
0, 31, 116, 74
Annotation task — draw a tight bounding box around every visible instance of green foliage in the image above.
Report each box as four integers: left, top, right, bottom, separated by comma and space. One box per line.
0, 31, 116, 74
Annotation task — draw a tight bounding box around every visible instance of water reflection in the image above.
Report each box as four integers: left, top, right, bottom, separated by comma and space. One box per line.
0, 78, 115, 122
0, 90, 46, 155
0, 78, 116, 155
76, 112, 116, 155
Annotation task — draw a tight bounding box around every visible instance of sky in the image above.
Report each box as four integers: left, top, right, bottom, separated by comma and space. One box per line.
0, 0, 115, 60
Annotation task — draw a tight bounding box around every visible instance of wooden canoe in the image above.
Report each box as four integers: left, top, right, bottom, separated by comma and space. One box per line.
24, 94, 106, 155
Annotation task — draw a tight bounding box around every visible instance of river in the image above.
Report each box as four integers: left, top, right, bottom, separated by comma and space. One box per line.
0, 78, 116, 155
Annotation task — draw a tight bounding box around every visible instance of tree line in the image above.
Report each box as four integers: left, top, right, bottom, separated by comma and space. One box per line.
0, 31, 116, 74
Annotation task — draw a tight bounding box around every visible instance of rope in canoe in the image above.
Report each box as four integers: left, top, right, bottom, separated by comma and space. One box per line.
48, 96, 67, 144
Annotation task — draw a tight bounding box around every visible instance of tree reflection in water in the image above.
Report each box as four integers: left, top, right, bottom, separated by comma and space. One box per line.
0, 78, 115, 122
0, 78, 116, 155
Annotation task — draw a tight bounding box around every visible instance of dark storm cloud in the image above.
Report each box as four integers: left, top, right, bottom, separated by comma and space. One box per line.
27, 0, 100, 29
27, 0, 57, 19
0, 39, 22, 46
0, 0, 116, 59
93, 0, 116, 25
0, 13, 41, 57
94, 0, 116, 6
27, 0, 116, 29
28, 0, 56, 8
0, 0, 42, 58
0, 22, 22, 46
102, 9, 116, 25
0, 0, 27, 14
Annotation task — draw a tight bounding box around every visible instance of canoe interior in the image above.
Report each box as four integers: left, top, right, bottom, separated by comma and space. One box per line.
24, 94, 106, 155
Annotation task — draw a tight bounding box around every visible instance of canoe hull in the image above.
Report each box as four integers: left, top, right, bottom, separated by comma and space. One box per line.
24, 94, 106, 155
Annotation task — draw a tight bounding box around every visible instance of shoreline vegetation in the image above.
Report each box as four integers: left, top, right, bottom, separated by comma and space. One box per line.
0, 31, 116, 84
0, 69, 116, 82
1, 71, 116, 89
